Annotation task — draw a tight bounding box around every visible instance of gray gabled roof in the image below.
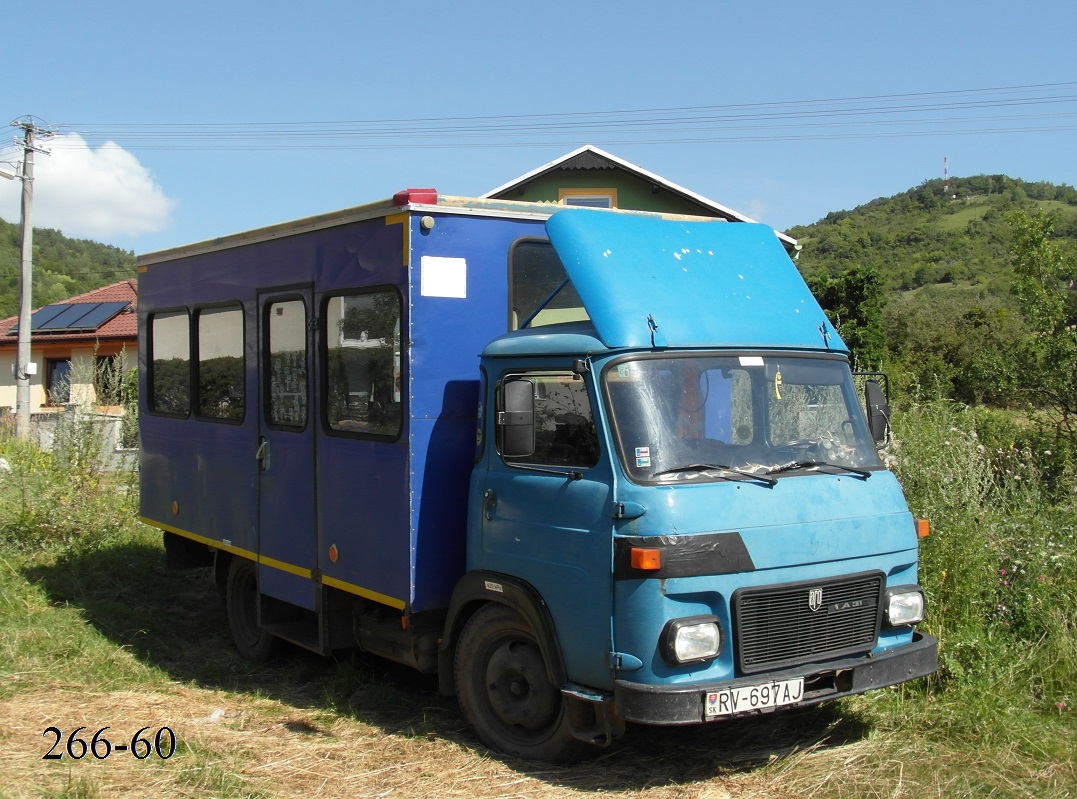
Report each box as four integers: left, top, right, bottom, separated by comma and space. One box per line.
482, 145, 796, 247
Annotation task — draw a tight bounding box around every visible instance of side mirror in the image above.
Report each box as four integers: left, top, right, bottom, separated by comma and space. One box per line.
499, 378, 535, 457
864, 379, 890, 444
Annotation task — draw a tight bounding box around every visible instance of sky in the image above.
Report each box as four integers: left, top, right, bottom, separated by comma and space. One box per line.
1, 0, 1075, 257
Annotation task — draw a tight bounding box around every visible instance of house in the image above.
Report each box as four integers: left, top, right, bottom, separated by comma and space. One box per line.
483, 144, 796, 249
0, 279, 137, 415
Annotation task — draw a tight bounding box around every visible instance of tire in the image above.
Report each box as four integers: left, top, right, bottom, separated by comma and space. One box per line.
225, 558, 278, 662
454, 603, 590, 763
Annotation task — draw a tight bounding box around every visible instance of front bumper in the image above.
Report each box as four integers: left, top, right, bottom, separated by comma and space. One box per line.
613, 632, 938, 725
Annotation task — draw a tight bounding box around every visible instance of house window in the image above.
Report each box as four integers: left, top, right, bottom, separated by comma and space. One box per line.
324, 289, 402, 437
46, 359, 72, 406
558, 188, 617, 208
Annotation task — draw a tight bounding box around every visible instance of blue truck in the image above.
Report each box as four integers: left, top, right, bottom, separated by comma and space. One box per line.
138, 190, 937, 762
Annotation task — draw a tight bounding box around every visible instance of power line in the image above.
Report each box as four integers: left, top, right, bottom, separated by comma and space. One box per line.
36, 81, 1077, 152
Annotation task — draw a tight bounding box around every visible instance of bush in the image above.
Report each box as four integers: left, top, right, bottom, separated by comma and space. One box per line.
0, 409, 138, 553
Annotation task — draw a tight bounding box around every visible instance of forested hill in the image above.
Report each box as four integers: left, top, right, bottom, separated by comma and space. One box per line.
0, 217, 136, 318
787, 175, 1077, 295
787, 175, 1077, 406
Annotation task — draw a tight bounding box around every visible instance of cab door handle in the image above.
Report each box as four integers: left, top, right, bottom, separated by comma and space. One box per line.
483, 489, 496, 520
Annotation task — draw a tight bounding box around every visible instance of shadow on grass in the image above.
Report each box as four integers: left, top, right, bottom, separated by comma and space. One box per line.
24, 537, 873, 790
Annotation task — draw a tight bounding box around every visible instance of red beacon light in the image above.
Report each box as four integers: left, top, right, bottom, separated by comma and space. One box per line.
392, 188, 439, 207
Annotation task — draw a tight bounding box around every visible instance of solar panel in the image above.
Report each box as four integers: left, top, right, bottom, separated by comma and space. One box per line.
7, 301, 130, 335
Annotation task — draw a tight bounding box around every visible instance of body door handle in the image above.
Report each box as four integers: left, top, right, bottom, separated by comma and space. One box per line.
483, 488, 496, 520
255, 437, 270, 471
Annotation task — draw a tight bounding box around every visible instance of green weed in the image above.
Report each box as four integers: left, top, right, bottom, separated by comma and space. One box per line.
891, 399, 1077, 745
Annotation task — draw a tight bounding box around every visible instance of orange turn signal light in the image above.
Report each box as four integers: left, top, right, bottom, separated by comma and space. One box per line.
915, 518, 931, 539
631, 547, 662, 570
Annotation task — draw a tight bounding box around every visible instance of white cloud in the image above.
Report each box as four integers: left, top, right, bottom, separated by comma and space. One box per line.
0, 133, 174, 240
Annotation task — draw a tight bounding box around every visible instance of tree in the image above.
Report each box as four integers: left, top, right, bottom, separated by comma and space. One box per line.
808, 265, 886, 370
1009, 209, 1077, 437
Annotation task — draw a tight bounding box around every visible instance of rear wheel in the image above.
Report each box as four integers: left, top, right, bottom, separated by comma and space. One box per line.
225, 558, 277, 662
454, 603, 589, 763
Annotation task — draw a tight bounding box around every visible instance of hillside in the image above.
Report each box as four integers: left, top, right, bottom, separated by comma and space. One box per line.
788, 175, 1077, 405
787, 175, 1077, 295
0, 217, 136, 318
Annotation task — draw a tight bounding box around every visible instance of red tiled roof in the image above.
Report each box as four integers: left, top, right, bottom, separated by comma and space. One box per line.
0, 279, 137, 344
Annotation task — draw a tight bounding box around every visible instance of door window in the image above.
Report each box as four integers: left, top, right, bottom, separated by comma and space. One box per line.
500, 372, 599, 468
266, 299, 308, 428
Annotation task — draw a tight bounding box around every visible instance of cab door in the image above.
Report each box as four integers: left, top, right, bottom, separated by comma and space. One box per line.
256, 290, 318, 610
477, 367, 615, 689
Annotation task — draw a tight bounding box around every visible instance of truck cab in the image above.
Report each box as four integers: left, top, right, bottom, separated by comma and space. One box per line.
441, 209, 936, 760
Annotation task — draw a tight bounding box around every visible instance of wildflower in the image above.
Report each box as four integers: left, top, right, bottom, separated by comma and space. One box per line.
999, 568, 1007, 576
1058, 702, 1066, 712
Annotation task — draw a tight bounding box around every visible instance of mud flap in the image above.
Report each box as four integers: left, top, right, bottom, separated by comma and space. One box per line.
562, 684, 625, 746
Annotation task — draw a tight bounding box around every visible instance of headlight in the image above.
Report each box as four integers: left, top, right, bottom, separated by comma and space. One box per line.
885, 586, 925, 626
661, 615, 722, 665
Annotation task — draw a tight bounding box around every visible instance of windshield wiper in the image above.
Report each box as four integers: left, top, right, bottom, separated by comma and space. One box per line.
766, 460, 871, 479
651, 463, 776, 487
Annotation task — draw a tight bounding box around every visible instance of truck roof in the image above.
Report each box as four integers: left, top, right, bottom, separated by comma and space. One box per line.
136, 192, 793, 268
136, 193, 558, 266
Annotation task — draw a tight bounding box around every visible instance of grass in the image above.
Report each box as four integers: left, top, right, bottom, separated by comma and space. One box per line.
0, 404, 1074, 798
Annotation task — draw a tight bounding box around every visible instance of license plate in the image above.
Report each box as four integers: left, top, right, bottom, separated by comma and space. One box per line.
705, 677, 804, 717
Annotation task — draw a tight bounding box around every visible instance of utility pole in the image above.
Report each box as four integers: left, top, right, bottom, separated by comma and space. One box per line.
8, 118, 53, 439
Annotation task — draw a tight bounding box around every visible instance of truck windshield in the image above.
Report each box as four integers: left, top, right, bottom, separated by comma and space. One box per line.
603, 355, 881, 483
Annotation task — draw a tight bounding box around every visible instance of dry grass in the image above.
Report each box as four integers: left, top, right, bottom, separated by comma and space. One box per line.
0, 679, 904, 799
16, 679, 1069, 799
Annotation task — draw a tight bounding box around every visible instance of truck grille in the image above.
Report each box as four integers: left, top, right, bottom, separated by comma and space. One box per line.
732, 572, 883, 674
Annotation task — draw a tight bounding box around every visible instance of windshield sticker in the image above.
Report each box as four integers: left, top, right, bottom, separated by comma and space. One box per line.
739, 356, 764, 366
635, 446, 652, 468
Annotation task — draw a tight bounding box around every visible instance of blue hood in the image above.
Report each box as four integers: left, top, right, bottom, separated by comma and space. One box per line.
545, 209, 846, 353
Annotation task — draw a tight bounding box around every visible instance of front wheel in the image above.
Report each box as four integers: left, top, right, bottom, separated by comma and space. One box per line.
454, 603, 589, 763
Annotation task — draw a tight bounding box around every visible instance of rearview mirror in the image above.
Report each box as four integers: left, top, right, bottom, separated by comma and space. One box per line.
864, 379, 890, 444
